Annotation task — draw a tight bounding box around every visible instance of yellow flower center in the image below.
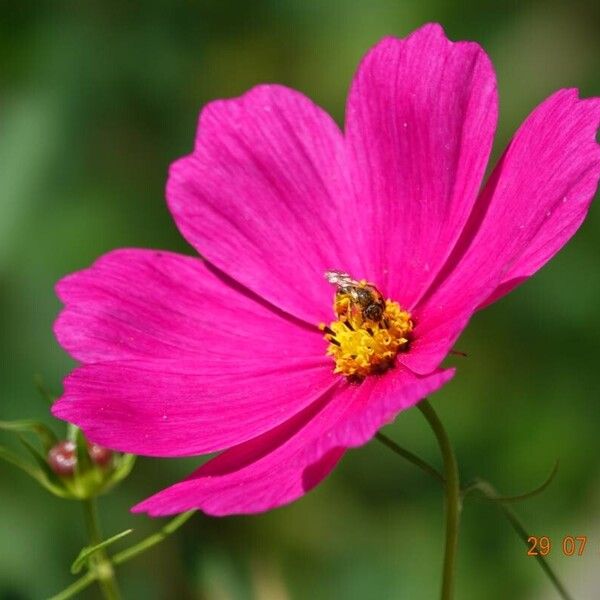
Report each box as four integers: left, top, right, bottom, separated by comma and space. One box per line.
319, 273, 413, 382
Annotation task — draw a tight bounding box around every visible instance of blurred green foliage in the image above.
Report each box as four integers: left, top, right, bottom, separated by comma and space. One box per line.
1, 1, 599, 599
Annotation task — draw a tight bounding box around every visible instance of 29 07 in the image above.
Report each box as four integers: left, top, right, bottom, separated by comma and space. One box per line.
527, 536, 588, 557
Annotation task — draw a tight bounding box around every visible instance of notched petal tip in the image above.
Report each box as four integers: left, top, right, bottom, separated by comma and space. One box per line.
410, 83, 600, 374
189, 83, 328, 150
165, 74, 358, 325
365, 22, 488, 58
346, 21, 498, 308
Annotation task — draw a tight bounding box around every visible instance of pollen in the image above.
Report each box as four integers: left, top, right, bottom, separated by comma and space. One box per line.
319, 275, 413, 382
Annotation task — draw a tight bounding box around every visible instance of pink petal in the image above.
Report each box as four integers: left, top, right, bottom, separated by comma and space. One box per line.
314, 367, 455, 454
167, 84, 362, 325
345, 23, 498, 305
403, 89, 600, 374
55, 249, 325, 364
53, 249, 335, 456
132, 367, 453, 516
478, 91, 600, 307
52, 356, 335, 456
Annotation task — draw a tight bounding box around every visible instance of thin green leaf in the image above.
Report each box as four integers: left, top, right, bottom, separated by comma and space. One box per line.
473, 479, 573, 600
0, 444, 44, 481
375, 432, 444, 483
99, 453, 136, 495
71, 529, 133, 574
33, 373, 55, 404
0, 444, 67, 496
110, 454, 136, 484
113, 511, 195, 565
74, 428, 92, 476
19, 435, 67, 489
0, 418, 58, 452
463, 460, 559, 504
50, 512, 195, 600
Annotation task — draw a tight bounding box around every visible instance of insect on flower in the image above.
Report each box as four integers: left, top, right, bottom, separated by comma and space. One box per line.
52, 24, 600, 517
321, 270, 413, 382
324, 270, 386, 324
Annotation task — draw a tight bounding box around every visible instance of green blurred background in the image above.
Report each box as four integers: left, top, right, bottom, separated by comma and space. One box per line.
1, 1, 599, 598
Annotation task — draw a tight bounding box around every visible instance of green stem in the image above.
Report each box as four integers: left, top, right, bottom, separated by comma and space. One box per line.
417, 400, 461, 600
81, 499, 120, 600
469, 480, 573, 600
377, 424, 571, 599
375, 432, 444, 483
112, 511, 195, 565
49, 511, 195, 600
48, 571, 97, 600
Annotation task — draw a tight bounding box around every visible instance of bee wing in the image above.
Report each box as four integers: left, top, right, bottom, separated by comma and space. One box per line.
324, 270, 357, 288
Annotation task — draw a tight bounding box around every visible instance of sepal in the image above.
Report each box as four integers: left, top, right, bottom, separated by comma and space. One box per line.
0, 418, 135, 500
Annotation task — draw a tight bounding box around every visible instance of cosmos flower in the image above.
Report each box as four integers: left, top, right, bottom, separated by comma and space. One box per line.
52, 24, 600, 516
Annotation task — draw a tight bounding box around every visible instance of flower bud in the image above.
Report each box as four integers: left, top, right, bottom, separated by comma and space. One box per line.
88, 443, 113, 467
47, 440, 77, 477
42, 430, 135, 498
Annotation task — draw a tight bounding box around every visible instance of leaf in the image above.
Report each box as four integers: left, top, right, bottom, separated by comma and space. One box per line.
472, 479, 573, 600
109, 453, 136, 485
0, 418, 58, 452
0, 444, 45, 481
99, 453, 136, 495
19, 435, 67, 491
33, 374, 55, 404
71, 529, 133, 574
0, 444, 67, 497
74, 428, 92, 476
463, 460, 560, 504
485, 460, 559, 504
113, 511, 195, 565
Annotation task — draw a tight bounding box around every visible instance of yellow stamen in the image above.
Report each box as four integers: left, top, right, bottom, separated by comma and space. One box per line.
319, 297, 413, 382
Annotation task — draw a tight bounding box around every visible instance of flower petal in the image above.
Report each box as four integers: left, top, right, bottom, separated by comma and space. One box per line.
403, 89, 600, 374
478, 91, 600, 307
52, 356, 335, 457
167, 85, 361, 325
313, 367, 455, 453
55, 249, 324, 364
53, 249, 334, 456
132, 367, 453, 516
345, 23, 498, 304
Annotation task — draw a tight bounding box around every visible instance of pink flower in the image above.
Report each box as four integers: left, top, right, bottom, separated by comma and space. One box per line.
52, 24, 600, 516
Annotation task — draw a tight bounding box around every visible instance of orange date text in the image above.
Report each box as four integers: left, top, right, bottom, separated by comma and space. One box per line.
527, 536, 588, 557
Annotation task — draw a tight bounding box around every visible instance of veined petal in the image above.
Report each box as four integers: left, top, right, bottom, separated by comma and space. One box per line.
52, 356, 335, 457
132, 367, 452, 516
132, 386, 346, 516
312, 367, 455, 453
345, 23, 498, 304
168, 84, 362, 325
55, 249, 325, 364
403, 89, 600, 374
478, 90, 600, 307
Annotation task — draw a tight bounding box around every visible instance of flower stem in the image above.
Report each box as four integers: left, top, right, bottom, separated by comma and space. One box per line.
49, 511, 195, 600
468, 480, 574, 600
81, 499, 120, 600
375, 431, 444, 483
112, 511, 195, 565
377, 418, 572, 599
48, 571, 97, 600
417, 399, 460, 600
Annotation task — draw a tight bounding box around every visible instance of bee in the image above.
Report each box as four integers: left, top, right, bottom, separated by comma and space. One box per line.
325, 270, 386, 324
